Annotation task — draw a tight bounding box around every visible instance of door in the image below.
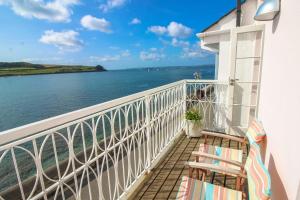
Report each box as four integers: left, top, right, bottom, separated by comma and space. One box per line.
227, 24, 265, 136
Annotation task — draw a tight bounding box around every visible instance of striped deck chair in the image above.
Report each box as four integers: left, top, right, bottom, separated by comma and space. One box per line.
244, 143, 271, 200
245, 119, 266, 145
177, 143, 271, 200
189, 119, 266, 180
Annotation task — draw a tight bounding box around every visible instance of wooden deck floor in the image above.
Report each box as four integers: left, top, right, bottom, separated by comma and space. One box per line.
132, 133, 248, 200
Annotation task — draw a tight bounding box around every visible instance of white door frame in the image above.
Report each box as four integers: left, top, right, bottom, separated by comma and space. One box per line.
227, 24, 265, 136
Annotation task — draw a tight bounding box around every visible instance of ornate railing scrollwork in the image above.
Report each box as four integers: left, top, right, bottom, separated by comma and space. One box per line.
0, 80, 228, 200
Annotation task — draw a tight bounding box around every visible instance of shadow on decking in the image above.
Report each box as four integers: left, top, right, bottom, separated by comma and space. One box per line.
131, 133, 248, 200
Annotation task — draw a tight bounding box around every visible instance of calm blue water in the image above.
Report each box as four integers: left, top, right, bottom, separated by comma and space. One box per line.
0, 66, 214, 131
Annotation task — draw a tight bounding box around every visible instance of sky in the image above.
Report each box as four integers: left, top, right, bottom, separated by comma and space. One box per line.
0, 0, 237, 70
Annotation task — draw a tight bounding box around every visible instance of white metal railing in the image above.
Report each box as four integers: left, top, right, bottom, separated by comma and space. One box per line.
186, 80, 229, 133
0, 79, 228, 200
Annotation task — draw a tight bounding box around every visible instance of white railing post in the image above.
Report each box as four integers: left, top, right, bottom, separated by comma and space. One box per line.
183, 80, 187, 135
145, 95, 152, 172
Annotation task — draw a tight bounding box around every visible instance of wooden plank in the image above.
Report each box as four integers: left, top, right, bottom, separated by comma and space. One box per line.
152, 138, 199, 199
166, 137, 205, 198
133, 132, 248, 200
136, 135, 190, 199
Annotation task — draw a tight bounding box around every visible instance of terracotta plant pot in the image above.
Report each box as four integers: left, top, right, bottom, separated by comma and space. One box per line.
186, 120, 203, 138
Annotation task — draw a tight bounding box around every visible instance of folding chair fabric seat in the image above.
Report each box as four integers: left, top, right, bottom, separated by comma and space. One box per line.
245, 143, 271, 200
198, 144, 243, 170
246, 119, 266, 144
178, 143, 271, 200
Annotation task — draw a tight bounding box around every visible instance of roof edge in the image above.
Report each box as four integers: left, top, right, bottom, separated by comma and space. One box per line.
201, 0, 247, 33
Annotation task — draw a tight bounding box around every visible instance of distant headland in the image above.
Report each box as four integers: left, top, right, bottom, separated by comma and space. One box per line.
0, 62, 107, 77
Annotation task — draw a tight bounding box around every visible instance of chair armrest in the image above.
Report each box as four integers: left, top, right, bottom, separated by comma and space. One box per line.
191, 151, 244, 168
186, 161, 247, 178
202, 131, 246, 143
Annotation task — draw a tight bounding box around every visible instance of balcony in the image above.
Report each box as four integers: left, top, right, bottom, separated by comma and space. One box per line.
131, 134, 247, 199
0, 79, 233, 200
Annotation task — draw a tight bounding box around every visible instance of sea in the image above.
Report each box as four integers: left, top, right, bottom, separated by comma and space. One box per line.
0, 65, 214, 132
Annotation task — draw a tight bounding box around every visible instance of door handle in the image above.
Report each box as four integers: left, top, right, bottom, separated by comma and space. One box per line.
229, 78, 239, 86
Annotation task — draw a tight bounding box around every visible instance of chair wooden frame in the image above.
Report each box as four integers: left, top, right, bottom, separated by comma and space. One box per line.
188, 131, 247, 188
187, 160, 247, 191
202, 130, 247, 146
181, 120, 270, 199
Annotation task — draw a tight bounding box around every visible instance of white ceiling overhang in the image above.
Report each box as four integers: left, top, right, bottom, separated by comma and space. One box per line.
196, 29, 231, 53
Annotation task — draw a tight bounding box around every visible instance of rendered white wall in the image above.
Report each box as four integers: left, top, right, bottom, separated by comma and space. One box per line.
257, 1, 300, 199
204, 0, 257, 82
199, 0, 260, 135
201, 0, 300, 198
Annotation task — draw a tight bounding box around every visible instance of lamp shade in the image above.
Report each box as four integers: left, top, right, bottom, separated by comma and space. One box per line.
254, 0, 280, 21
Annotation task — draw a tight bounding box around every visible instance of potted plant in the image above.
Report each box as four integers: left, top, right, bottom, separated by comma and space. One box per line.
185, 107, 203, 137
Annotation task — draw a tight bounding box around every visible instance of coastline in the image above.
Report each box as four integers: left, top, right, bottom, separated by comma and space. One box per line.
0, 62, 107, 77
0, 68, 107, 77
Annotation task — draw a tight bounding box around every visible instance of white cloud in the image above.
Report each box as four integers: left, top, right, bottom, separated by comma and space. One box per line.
100, 0, 126, 12
148, 21, 192, 38
39, 30, 83, 52
129, 18, 141, 25
81, 15, 112, 33
158, 38, 170, 46
90, 55, 120, 62
159, 38, 190, 48
181, 43, 209, 58
171, 38, 190, 47
148, 26, 167, 35
121, 49, 130, 57
167, 22, 192, 38
0, 0, 79, 22
140, 49, 165, 61
90, 49, 130, 62
150, 47, 157, 51
21, 57, 62, 63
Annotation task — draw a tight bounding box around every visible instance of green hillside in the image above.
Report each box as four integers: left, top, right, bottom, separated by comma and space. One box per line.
0, 62, 106, 77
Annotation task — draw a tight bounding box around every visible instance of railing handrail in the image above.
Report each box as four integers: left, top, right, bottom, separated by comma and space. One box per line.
185, 79, 228, 84
0, 79, 228, 146
0, 79, 230, 200
0, 80, 188, 146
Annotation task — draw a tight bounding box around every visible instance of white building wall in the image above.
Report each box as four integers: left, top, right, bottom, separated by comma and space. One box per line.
204, 0, 257, 82
257, 1, 300, 199
202, 0, 259, 134
201, 0, 300, 198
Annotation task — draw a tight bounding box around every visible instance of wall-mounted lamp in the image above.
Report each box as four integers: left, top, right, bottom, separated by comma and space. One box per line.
254, 0, 280, 21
